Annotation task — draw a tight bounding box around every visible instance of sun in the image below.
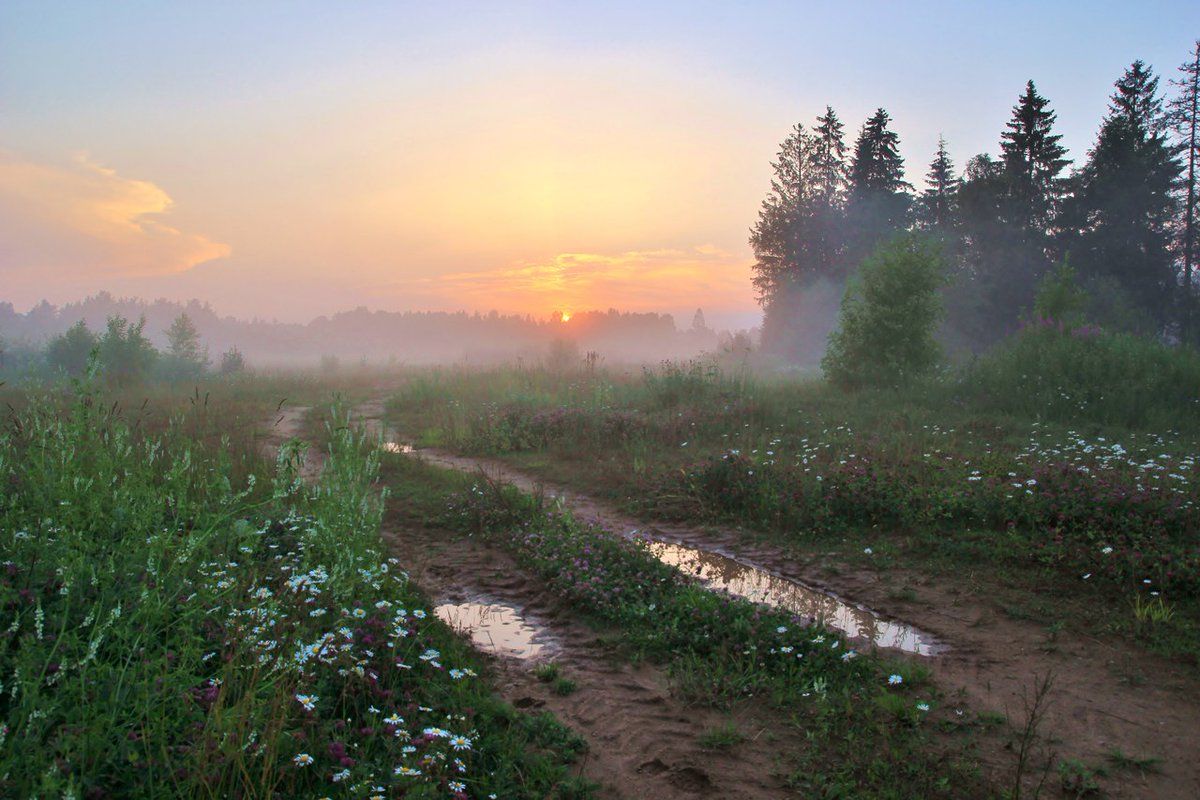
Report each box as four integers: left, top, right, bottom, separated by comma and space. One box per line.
560, 310, 572, 322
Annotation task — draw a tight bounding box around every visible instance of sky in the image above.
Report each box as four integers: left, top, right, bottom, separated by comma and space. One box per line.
2, 1, 1199, 330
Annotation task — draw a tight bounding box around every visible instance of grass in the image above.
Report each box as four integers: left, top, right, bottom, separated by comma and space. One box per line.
0, 378, 592, 799
382, 359, 1200, 663
533, 662, 561, 683
697, 722, 746, 750
1105, 748, 1162, 774
380, 453, 993, 798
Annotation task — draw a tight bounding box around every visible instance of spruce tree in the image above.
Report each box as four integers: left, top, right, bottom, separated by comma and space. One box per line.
750, 122, 816, 305
809, 106, 851, 279
1170, 40, 1200, 336
919, 135, 959, 229
750, 112, 853, 361
846, 108, 912, 263
1000, 80, 1070, 235
811, 106, 849, 202
1064, 61, 1182, 327
952, 82, 1069, 344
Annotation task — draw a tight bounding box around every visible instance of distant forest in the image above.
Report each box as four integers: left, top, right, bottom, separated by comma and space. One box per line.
0, 292, 727, 370
752, 46, 1200, 362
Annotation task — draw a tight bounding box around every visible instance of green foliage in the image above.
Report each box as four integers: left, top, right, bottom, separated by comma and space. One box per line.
0, 385, 590, 798
964, 323, 1200, 429
534, 662, 561, 682
1033, 261, 1088, 325
98, 315, 157, 384
164, 312, 209, 379
45, 319, 98, 376
220, 346, 246, 374
823, 235, 945, 388
697, 722, 745, 750
436, 473, 986, 799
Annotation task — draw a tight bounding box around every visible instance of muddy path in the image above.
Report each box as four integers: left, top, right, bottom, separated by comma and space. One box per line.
369, 434, 1200, 800
382, 523, 804, 799
266, 402, 802, 798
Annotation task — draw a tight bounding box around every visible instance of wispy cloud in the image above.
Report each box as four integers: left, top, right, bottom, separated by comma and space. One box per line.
390, 246, 754, 314
0, 152, 229, 290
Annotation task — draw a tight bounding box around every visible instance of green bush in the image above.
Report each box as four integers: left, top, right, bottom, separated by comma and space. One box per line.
964, 323, 1200, 430
823, 235, 946, 389
45, 320, 98, 376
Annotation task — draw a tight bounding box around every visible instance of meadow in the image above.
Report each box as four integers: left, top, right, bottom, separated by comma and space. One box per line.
3, 330, 1199, 799
0, 376, 590, 799
383, 342, 1200, 665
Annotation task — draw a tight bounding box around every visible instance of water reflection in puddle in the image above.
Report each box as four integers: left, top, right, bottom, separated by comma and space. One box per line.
643, 539, 944, 656
384, 442, 414, 454
434, 600, 553, 660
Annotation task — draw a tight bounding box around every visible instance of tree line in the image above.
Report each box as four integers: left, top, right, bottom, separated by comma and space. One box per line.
751, 43, 1200, 361
21, 313, 244, 382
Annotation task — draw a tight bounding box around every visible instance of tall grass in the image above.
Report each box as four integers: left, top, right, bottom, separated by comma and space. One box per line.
0, 381, 588, 798
963, 324, 1200, 431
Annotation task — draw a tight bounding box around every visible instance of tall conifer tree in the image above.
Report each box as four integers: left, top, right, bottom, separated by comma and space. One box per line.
1170, 40, 1200, 334
1000, 80, 1070, 235
919, 135, 959, 229
1064, 61, 1182, 325
846, 108, 911, 262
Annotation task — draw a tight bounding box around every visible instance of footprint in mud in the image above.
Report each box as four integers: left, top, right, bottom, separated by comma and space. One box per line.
672, 766, 714, 792
637, 758, 670, 776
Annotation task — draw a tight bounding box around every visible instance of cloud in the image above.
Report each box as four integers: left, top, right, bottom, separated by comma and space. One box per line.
388, 245, 756, 314
0, 152, 229, 293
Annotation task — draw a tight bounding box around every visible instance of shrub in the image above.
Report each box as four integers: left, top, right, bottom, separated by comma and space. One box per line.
823, 235, 945, 389
98, 315, 157, 384
45, 320, 98, 376
220, 346, 246, 374
964, 323, 1200, 430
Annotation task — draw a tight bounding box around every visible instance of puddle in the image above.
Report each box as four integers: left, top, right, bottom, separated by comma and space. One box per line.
384, 442, 414, 454
434, 600, 554, 660
642, 539, 944, 656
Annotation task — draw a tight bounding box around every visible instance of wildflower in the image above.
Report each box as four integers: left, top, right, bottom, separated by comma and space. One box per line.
395, 766, 421, 777
863, 547, 873, 555
888, 674, 903, 686
293, 753, 314, 767
331, 768, 350, 782
449, 781, 466, 793
840, 650, 857, 661
449, 735, 473, 751
295, 693, 317, 712
916, 702, 930, 712
776, 625, 788, 634
412, 609, 427, 619
1101, 546, 1113, 555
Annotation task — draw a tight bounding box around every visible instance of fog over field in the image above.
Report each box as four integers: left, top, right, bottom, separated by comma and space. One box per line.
4, 3, 1200, 800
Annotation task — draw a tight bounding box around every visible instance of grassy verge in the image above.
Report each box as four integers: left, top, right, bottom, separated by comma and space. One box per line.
381, 455, 994, 799
0, 382, 590, 799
